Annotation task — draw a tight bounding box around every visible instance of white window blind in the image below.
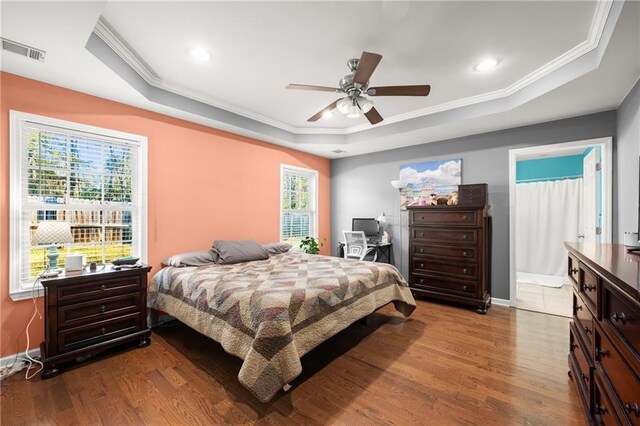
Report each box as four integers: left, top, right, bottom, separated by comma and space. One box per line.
10, 111, 147, 300
280, 165, 318, 245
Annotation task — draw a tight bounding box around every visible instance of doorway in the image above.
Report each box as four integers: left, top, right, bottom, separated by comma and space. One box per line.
508, 137, 613, 316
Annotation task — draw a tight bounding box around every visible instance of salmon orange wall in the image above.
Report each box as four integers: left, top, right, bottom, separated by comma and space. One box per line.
0, 72, 331, 357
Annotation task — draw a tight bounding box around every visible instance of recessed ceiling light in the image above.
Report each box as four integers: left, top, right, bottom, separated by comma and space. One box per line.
474, 58, 498, 72
190, 47, 210, 62
322, 111, 333, 119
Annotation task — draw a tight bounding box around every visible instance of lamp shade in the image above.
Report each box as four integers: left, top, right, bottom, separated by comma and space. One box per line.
391, 179, 408, 189
33, 221, 73, 245
376, 212, 388, 229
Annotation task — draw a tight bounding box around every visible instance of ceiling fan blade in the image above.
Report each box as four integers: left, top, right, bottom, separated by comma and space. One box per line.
364, 107, 383, 125
286, 84, 339, 93
353, 52, 383, 85
307, 99, 340, 122
367, 85, 431, 96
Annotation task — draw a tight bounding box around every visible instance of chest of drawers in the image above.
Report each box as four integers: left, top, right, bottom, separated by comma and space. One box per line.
408, 204, 491, 313
566, 243, 640, 425
40, 266, 152, 378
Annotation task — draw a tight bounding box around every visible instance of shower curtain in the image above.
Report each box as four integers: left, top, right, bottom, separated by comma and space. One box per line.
516, 179, 582, 283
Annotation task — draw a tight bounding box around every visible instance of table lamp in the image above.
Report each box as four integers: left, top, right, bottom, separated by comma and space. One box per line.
33, 221, 74, 271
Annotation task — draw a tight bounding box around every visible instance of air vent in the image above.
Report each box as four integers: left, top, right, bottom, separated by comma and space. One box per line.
1, 38, 45, 62
332, 149, 347, 154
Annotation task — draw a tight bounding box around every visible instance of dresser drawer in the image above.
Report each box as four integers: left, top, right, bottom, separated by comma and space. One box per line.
570, 322, 593, 392
58, 313, 141, 353
411, 228, 478, 245
568, 254, 579, 288
410, 209, 478, 226
594, 374, 623, 426
412, 274, 477, 296
57, 276, 141, 305
413, 259, 477, 280
573, 292, 594, 357
579, 263, 599, 317
595, 327, 640, 426
603, 283, 640, 360
413, 244, 477, 262
58, 293, 141, 329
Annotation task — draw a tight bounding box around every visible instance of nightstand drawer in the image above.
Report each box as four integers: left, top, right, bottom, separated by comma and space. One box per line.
58, 293, 141, 329
58, 313, 141, 352
57, 276, 141, 305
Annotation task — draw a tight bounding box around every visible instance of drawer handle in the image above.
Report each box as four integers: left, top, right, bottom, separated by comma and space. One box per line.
582, 284, 596, 292
100, 284, 107, 291
419, 278, 424, 284
584, 326, 592, 335
581, 373, 589, 383
462, 234, 469, 240
419, 263, 424, 268
462, 251, 468, 257
419, 248, 424, 253
462, 215, 468, 220
462, 285, 467, 291
463, 268, 469, 274
595, 404, 606, 415
573, 304, 582, 315
570, 343, 578, 351
99, 327, 106, 335
99, 305, 107, 313
420, 232, 425, 237
611, 312, 626, 323
570, 267, 578, 274
624, 402, 640, 416
596, 347, 609, 360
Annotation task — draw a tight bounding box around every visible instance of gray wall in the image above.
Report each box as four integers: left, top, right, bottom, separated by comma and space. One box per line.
331, 111, 618, 300
616, 78, 640, 241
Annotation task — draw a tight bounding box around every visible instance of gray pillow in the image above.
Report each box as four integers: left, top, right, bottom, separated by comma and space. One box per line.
211, 239, 269, 264
262, 242, 292, 255
162, 250, 216, 267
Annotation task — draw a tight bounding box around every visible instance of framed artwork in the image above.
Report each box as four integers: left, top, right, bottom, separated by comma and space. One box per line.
399, 159, 462, 210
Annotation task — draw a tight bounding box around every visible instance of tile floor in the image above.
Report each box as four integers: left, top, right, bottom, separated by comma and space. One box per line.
516, 282, 573, 317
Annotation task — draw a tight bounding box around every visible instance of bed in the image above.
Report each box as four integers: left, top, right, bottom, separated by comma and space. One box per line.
147, 251, 416, 402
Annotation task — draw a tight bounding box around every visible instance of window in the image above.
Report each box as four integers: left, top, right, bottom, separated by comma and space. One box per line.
280, 164, 318, 245
9, 111, 147, 300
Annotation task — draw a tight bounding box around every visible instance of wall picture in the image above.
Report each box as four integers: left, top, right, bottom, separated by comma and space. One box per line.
399, 159, 462, 209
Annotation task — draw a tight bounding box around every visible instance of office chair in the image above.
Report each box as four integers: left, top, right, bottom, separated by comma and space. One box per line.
343, 231, 377, 261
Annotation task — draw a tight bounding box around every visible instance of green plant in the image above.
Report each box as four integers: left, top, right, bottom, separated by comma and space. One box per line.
299, 236, 325, 254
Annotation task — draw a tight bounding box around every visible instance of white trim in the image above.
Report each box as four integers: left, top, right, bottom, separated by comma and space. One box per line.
9, 111, 148, 300
491, 297, 512, 307
93, 2, 612, 135
508, 137, 613, 307
0, 348, 41, 373
279, 164, 319, 243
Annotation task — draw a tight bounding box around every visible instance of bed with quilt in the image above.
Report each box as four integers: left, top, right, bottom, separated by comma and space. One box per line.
148, 250, 416, 402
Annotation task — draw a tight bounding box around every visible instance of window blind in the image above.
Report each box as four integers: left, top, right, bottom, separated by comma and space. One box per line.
19, 120, 141, 281
280, 166, 317, 244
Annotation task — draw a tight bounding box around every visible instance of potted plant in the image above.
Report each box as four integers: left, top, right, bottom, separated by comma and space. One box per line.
299, 236, 325, 254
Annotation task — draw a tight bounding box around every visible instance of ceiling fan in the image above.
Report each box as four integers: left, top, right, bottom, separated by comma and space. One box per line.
285, 51, 431, 125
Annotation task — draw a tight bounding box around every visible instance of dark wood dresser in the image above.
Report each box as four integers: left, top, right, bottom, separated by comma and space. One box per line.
408, 203, 491, 313
40, 266, 152, 378
565, 243, 640, 425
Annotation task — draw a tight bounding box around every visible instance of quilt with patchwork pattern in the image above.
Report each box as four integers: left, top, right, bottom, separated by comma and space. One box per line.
148, 252, 416, 402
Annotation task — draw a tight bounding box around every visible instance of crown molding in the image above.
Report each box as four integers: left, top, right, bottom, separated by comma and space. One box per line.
93, 0, 614, 136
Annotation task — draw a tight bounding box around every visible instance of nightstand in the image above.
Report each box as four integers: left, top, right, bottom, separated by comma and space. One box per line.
39, 265, 152, 378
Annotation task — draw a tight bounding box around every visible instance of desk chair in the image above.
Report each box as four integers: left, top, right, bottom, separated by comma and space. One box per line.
343, 231, 377, 261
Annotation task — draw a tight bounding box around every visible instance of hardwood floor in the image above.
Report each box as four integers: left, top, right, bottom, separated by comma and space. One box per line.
1, 300, 585, 425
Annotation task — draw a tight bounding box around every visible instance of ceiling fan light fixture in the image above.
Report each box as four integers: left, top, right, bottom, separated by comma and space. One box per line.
322, 110, 333, 119
347, 101, 361, 118
336, 98, 350, 114
358, 97, 373, 113
190, 47, 210, 62
474, 58, 498, 72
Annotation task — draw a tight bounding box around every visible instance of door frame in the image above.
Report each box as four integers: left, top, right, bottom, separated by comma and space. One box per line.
508, 137, 613, 307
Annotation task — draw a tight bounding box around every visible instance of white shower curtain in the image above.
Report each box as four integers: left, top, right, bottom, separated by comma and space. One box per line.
516, 179, 582, 280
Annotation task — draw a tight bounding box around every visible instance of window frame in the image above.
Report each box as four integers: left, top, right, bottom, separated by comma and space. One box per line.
9, 110, 148, 301
279, 164, 319, 244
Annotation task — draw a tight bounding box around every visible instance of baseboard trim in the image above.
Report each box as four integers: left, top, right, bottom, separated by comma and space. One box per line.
0, 348, 41, 373
491, 297, 512, 307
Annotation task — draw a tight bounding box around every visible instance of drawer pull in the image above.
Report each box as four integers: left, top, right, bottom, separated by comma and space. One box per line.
596, 347, 609, 359
584, 326, 592, 335
582, 284, 596, 292
611, 312, 626, 323
462, 234, 469, 240
570, 343, 578, 351
419, 263, 424, 268
595, 405, 606, 415
420, 232, 425, 237
581, 373, 589, 383
462, 215, 468, 220
570, 267, 578, 274
462, 285, 467, 291
624, 402, 640, 416
100, 284, 107, 291
573, 304, 582, 312
419, 248, 424, 253
419, 278, 424, 284
462, 251, 468, 257
99, 327, 106, 335
463, 268, 469, 274
99, 305, 107, 313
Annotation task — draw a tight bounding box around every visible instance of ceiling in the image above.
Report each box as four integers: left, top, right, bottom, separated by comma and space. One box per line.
1, 1, 639, 158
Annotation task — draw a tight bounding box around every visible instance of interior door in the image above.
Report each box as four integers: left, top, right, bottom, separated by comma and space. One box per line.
582, 148, 599, 242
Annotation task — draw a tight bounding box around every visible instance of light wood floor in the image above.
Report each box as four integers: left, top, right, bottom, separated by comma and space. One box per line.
1, 300, 585, 425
